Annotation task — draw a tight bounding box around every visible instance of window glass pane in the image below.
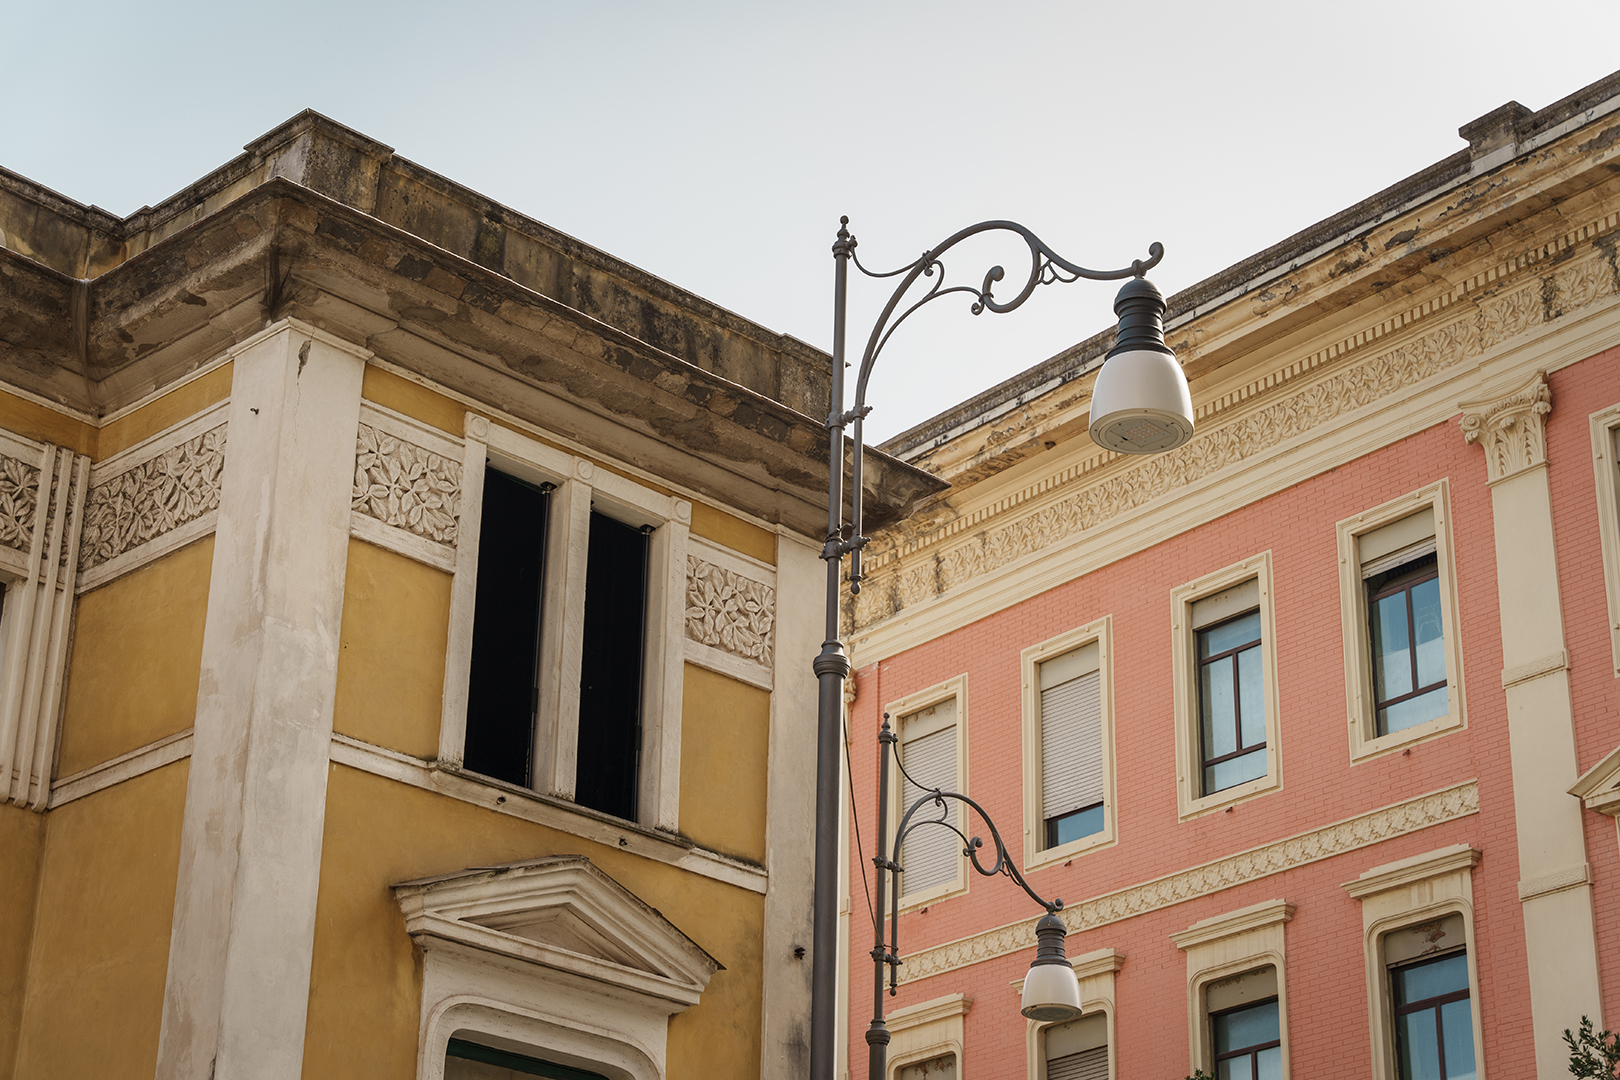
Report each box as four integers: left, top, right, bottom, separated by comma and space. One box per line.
1372, 589, 1413, 701
1439, 998, 1476, 1080
1236, 645, 1265, 748
1202, 611, 1261, 657
1209, 747, 1267, 792
1216, 1058, 1253, 1080
1412, 577, 1446, 688
1214, 1000, 1278, 1054
575, 512, 649, 821
1381, 685, 1448, 734
1256, 1045, 1283, 1080
1397, 1009, 1442, 1080
1047, 804, 1105, 847
1398, 953, 1469, 1004
1202, 656, 1237, 757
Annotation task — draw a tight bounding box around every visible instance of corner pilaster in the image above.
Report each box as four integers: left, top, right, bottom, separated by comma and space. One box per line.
155, 322, 368, 1080
1459, 372, 1603, 1076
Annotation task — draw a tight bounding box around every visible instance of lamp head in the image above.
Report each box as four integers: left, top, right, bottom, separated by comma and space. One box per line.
1019, 913, 1084, 1023
1088, 276, 1194, 455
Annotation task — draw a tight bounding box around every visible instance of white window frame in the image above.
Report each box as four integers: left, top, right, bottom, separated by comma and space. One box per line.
1336, 480, 1467, 762
1021, 615, 1116, 870
886, 674, 970, 910
884, 993, 969, 1080
1591, 402, 1620, 679
1018, 948, 1122, 1080
1170, 899, 1294, 1080
1170, 552, 1282, 819
441, 412, 690, 832
1342, 844, 1486, 1080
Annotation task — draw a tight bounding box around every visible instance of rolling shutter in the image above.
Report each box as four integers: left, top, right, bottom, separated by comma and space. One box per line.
1046, 1047, 1108, 1080
1040, 663, 1103, 823
900, 704, 959, 896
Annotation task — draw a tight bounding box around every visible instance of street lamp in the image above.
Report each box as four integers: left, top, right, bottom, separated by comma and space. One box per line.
808, 217, 1191, 1080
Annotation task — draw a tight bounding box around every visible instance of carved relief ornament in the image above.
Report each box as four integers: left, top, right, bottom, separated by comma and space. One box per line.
685, 555, 775, 667
1458, 372, 1551, 484
0, 454, 41, 552
351, 423, 462, 545
79, 425, 226, 572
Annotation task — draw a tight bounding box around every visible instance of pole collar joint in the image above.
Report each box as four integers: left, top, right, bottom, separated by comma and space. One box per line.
813, 646, 852, 680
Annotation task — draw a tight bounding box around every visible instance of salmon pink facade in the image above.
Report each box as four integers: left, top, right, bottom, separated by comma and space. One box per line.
841, 72, 1620, 1080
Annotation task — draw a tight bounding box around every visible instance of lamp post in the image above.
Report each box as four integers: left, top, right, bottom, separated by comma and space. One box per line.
808, 217, 1193, 1080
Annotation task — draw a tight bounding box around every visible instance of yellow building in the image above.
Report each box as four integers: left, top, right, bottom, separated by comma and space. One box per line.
0, 112, 938, 1080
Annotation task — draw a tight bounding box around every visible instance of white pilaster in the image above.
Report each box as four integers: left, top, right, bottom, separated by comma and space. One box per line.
155, 322, 367, 1080
1460, 372, 1603, 1077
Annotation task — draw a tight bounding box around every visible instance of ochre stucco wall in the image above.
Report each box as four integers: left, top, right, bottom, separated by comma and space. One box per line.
301, 766, 765, 1080
56, 536, 212, 777
0, 389, 94, 457
96, 363, 232, 460
12, 761, 187, 1080
690, 502, 775, 565
0, 803, 44, 1080
679, 664, 770, 864
333, 538, 450, 759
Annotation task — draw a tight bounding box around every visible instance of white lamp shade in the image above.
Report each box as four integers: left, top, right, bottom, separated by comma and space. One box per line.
1020, 961, 1084, 1022
1088, 347, 1194, 455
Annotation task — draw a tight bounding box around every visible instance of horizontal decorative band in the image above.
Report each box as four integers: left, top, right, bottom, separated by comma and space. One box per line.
899, 781, 1478, 984
1501, 649, 1568, 688
1517, 862, 1590, 901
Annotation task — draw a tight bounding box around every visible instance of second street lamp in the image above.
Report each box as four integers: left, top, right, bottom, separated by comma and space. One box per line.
807, 216, 1193, 1080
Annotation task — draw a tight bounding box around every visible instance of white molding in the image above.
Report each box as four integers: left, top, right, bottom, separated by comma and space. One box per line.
77, 512, 218, 594
1014, 949, 1122, 1080
1590, 400, 1620, 678
1169, 552, 1281, 819
883, 993, 969, 1080
1518, 862, 1592, 902
329, 734, 767, 895
1335, 480, 1467, 763
1020, 616, 1116, 871
48, 728, 194, 807
885, 675, 970, 910
1342, 843, 1482, 899
90, 398, 230, 479
684, 639, 773, 691
1173, 899, 1293, 1079
688, 533, 777, 586
1501, 648, 1569, 689
348, 511, 456, 572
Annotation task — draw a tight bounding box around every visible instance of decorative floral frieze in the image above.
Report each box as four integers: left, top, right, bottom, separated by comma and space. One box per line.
0, 454, 41, 552
352, 423, 462, 546
686, 556, 775, 667
899, 782, 1479, 984
1460, 373, 1551, 483
853, 268, 1567, 629
79, 426, 226, 572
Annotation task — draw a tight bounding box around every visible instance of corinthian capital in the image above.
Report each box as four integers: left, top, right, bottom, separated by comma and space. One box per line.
1459, 372, 1551, 484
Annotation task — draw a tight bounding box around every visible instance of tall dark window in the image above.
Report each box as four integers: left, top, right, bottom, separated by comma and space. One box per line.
446, 1037, 609, 1080
1197, 608, 1266, 795
574, 511, 649, 821
1393, 951, 1475, 1080
464, 469, 551, 787
1211, 997, 1282, 1080
1368, 551, 1448, 735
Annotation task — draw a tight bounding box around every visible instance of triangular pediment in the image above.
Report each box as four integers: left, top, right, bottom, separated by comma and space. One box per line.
1571, 745, 1620, 815
394, 856, 720, 1009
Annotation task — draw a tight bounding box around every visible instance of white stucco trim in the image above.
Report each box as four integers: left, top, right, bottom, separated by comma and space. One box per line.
1014, 948, 1123, 1080
1590, 400, 1620, 678
48, 728, 194, 807
1170, 899, 1294, 1080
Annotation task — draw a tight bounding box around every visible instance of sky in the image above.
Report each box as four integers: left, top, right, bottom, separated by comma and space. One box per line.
4, 1, 1618, 442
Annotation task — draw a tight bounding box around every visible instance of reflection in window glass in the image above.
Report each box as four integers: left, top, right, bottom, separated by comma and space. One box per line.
1212, 998, 1282, 1080
1197, 610, 1266, 795
1393, 952, 1475, 1080
1368, 553, 1448, 735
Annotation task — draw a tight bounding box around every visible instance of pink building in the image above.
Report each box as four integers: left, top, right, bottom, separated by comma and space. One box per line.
840, 71, 1620, 1080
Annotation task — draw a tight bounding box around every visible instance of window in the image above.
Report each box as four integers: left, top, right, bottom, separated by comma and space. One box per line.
1591, 403, 1620, 678
1021, 617, 1116, 868
1194, 583, 1266, 796
1390, 939, 1476, 1080
1171, 554, 1281, 818
897, 1054, 956, 1080
886, 677, 968, 907
1172, 900, 1293, 1080
1044, 1012, 1108, 1080
1343, 844, 1484, 1080
1337, 483, 1465, 761
443, 415, 690, 831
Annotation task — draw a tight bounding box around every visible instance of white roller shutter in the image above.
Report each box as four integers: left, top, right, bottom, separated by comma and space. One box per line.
1047, 1047, 1108, 1080
900, 721, 959, 896
1041, 669, 1103, 822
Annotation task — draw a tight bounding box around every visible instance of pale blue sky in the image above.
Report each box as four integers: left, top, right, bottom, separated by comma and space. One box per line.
4, 1, 1616, 439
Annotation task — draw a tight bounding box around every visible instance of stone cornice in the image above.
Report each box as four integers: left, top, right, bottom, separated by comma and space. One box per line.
1170, 900, 1295, 951
898, 781, 1476, 985
1341, 843, 1482, 899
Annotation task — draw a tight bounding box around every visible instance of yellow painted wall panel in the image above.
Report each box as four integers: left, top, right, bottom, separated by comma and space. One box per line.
301, 766, 764, 1080
333, 539, 451, 759
362, 365, 467, 436
0, 389, 94, 457
690, 502, 775, 565
0, 804, 44, 1080
96, 363, 233, 460
678, 664, 769, 865
57, 537, 212, 778
13, 760, 187, 1080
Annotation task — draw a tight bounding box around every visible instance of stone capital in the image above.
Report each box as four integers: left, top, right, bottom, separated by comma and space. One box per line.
1459, 372, 1551, 484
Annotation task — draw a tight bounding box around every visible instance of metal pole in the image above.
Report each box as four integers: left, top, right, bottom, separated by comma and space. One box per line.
809, 218, 855, 1080
867, 718, 895, 1080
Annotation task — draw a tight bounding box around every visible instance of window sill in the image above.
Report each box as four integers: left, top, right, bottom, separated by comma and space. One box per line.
1179, 769, 1281, 821
328, 734, 767, 894
897, 877, 968, 914
1349, 709, 1464, 764
1024, 829, 1116, 874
